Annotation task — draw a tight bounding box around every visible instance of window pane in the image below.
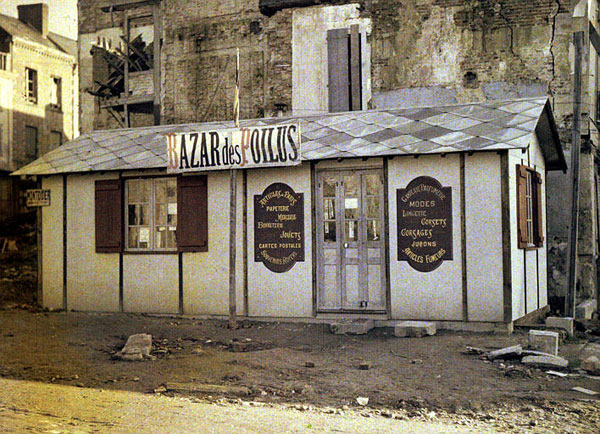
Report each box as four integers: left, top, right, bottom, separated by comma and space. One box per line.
128, 227, 139, 248
139, 227, 150, 249
128, 204, 137, 226
167, 179, 177, 200
155, 180, 167, 203
156, 227, 167, 249
344, 197, 358, 219
345, 220, 357, 242
139, 204, 150, 225
324, 221, 336, 242
365, 174, 381, 196
323, 198, 335, 220
167, 229, 177, 248
155, 203, 167, 225
366, 197, 379, 218
344, 175, 358, 197
323, 177, 336, 197
367, 220, 380, 241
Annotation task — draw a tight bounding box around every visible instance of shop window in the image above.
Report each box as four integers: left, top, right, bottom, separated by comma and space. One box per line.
516, 165, 544, 249
25, 68, 37, 104
327, 25, 362, 113
94, 176, 207, 253
25, 126, 38, 159
50, 77, 62, 109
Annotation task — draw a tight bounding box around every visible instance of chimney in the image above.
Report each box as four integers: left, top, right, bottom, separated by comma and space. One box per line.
17, 3, 49, 38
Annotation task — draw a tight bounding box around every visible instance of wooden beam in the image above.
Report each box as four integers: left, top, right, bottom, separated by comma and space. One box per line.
100, 0, 159, 12
565, 31, 584, 317
152, 1, 161, 125
229, 169, 238, 329
119, 35, 151, 69
589, 20, 600, 55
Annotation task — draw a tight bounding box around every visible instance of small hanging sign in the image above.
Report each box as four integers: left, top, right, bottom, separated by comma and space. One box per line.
254, 183, 305, 273
26, 189, 51, 207
397, 176, 453, 272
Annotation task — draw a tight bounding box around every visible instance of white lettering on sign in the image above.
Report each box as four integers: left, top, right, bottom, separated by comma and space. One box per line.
26, 189, 51, 207
166, 124, 301, 173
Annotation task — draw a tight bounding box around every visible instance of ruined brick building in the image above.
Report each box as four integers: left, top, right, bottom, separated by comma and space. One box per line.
0, 3, 77, 222
79, 0, 598, 314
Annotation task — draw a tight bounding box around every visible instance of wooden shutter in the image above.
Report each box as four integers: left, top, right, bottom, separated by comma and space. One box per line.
349, 24, 362, 111
516, 165, 529, 249
533, 171, 545, 247
177, 175, 208, 252
95, 179, 122, 253
327, 28, 350, 113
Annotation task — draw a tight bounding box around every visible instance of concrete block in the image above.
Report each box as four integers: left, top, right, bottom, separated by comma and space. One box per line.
528, 330, 559, 356
116, 333, 153, 361
330, 319, 374, 335
522, 355, 569, 369
545, 316, 574, 337
394, 321, 436, 338
488, 345, 522, 360
576, 299, 597, 319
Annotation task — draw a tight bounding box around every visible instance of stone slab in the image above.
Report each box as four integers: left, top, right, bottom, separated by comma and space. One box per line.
545, 316, 574, 337
116, 333, 152, 361
329, 319, 374, 335
522, 355, 569, 369
393, 321, 436, 338
528, 330, 559, 356
487, 345, 522, 360
576, 299, 597, 320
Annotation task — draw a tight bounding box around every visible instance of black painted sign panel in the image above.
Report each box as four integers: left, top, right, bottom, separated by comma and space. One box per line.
397, 176, 453, 272
254, 183, 304, 273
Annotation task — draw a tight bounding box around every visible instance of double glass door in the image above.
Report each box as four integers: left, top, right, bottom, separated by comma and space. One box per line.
316, 169, 387, 312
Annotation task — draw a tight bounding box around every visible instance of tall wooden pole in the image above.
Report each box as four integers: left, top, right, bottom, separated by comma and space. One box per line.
565, 31, 584, 317
228, 48, 240, 329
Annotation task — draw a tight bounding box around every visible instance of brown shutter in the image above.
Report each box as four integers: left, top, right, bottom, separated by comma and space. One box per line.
349, 24, 362, 111
533, 171, 545, 247
327, 28, 350, 113
95, 179, 122, 253
177, 175, 208, 252
516, 165, 529, 249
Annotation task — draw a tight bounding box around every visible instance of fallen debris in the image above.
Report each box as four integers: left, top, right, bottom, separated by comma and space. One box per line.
358, 361, 372, 370
304, 361, 315, 368
330, 319, 374, 335
487, 345, 522, 361
528, 330, 559, 356
463, 346, 486, 355
581, 356, 600, 375
356, 396, 369, 406
546, 370, 568, 378
521, 355, 568, 369
571, 386, 599, 396
115, 334, 153, 361
165, 382, 252, 396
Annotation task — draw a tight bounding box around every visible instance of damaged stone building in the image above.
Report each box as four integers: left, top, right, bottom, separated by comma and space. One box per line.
78, 0, 599, 316
0, 3, 77, 221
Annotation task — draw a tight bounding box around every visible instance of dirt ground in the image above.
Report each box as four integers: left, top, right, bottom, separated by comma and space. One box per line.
0, 308, 599, 433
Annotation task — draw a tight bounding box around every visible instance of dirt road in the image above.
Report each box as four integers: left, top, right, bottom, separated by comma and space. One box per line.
0, 309, 598, 433
0, 377, 499, 434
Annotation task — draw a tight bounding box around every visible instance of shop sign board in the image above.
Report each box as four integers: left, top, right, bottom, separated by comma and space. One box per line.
26, 189, 51, 207
254, 183, 305, 273
397, 176, 452, 272
166, 124, 301, 173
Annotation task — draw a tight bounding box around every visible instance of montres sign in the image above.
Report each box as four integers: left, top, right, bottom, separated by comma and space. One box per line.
167, 124, 301, 172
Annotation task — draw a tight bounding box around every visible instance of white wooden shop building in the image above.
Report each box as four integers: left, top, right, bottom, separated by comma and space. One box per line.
14, 97, 566, 329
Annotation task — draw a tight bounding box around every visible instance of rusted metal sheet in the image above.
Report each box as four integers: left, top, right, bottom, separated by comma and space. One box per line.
397, 176, 453, 272
254, 183, 305, 273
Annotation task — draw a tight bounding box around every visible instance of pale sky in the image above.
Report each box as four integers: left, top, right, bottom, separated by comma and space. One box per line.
0, 0, 77, 40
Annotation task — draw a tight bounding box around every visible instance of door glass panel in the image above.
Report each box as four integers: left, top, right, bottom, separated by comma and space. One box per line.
365, 174, 381, 196
344, 175, 359, 196
344, 197, 358, 219
324, 221, 336, 242
366, 197, 379, 218
367, 220, 380, 241
323, 177, 336, 197
323, 198, 336, 219
345, 220, 358, 242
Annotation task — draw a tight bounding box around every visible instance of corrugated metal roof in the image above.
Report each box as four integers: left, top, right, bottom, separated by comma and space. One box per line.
13, 97, 566, 176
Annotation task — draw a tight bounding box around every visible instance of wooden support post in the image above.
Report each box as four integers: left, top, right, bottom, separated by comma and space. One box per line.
36, 204, 42, 307
565, 31, 584, 318
123, 12, 130, 128
152, 1, 161, 125
229, 168, 237, 329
